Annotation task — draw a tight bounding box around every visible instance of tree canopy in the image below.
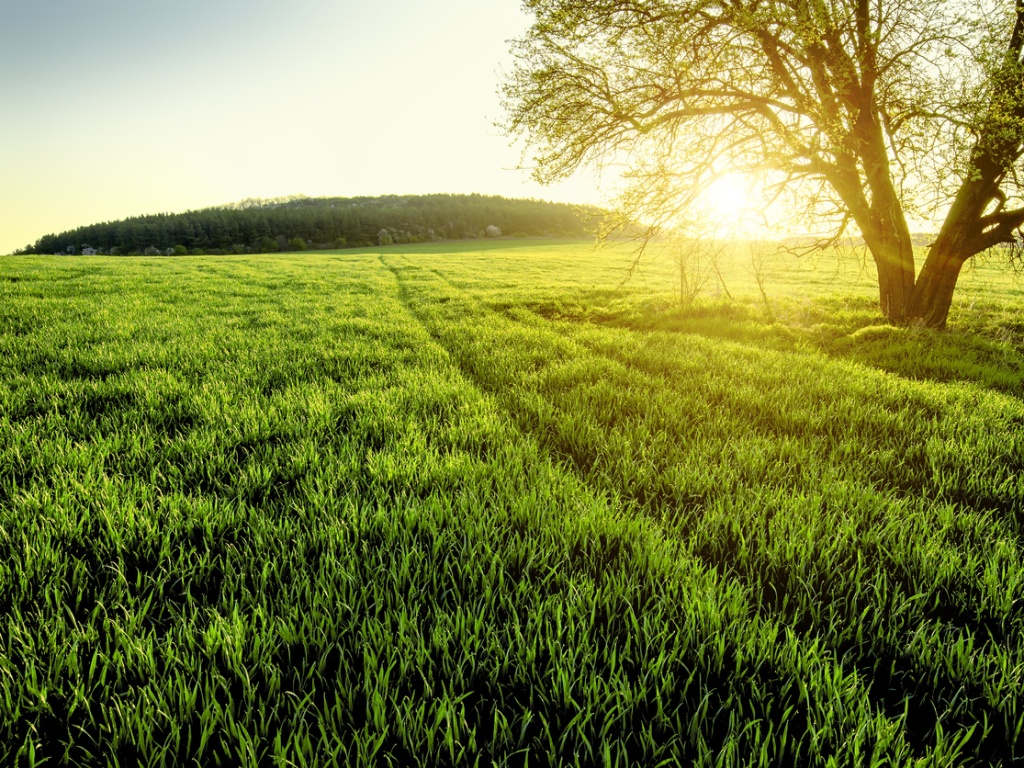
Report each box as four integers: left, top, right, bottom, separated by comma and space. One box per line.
504, 0, 1024, 327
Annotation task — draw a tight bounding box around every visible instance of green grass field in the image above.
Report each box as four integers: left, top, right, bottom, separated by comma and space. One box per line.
1, 240, 1023, 766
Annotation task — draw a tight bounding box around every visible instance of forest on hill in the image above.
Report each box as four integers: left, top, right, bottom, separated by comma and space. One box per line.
18, 194, 597, 255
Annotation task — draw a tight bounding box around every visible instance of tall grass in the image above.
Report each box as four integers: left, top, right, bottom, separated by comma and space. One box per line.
0, 243, 1022, 766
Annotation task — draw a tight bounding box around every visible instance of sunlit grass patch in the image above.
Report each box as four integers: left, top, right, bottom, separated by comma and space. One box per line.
1, 244, 1022, 765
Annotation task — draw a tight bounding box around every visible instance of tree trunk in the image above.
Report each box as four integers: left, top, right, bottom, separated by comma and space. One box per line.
851, 111, 919, 325
909, 236, 970, 331
899, 6, 1024, 329
906, 156, 1006, 328
907, 244, 967, 329
870, 239, 916, 325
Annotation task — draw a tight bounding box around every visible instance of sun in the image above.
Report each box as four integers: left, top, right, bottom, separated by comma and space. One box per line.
701, 174, 751, 222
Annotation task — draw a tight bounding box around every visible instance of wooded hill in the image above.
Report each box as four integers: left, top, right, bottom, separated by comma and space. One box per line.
19, 194, 597, 255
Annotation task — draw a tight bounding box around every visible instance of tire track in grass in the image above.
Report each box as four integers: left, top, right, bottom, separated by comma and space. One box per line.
381, 252, 1024, 765
222, 256, 839, 765
372, 253, 868, 768
379, 253, 945, 764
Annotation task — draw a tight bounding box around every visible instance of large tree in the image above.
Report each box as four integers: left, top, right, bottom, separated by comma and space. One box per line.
503, 0, 1024, 327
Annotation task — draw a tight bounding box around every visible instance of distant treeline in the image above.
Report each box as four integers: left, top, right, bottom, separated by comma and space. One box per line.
19, 194, 598, 255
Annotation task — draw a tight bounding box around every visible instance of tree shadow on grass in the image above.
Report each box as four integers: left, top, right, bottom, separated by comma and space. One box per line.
825, 323, 1024, 397
532, 291, 1024, 399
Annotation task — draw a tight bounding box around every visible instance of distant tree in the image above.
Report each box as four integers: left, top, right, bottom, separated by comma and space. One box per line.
171, 245, 189, 256
504, 0, 1024, 327
378, 229, 394, 246
288, 237, 307, 251
485, 225, 502, 238
22, 195, 595, 260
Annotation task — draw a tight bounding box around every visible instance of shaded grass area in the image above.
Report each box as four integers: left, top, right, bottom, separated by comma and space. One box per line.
405, 239, 1024, 397
0, 246, 1022, 766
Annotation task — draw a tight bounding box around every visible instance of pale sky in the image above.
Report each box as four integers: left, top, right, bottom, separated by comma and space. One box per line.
0, 0, 604, 254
